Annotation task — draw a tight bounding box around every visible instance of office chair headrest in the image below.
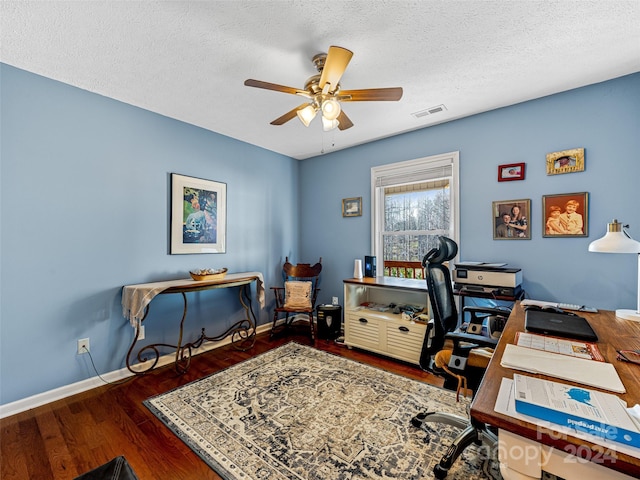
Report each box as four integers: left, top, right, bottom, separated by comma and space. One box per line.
422, 236, 458, 266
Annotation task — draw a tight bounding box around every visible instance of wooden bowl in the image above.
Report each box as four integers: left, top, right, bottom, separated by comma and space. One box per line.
190, 268, 228, 281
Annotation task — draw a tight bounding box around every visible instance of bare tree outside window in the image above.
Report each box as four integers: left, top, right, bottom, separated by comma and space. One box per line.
382, 181, 451, 278
371, 152, 459, 278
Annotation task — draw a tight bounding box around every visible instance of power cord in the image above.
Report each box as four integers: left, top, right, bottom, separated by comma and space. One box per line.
80, 346, 134, 386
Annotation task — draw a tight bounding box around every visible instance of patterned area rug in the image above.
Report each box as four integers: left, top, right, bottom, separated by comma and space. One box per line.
145, 342, 500, 479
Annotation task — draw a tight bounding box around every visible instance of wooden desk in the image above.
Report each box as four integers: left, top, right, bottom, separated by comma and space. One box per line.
471, 302, 640, 478
122, 272, 264, 375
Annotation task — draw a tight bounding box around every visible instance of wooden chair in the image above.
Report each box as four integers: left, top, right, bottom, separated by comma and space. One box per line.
271, 257, 322, 340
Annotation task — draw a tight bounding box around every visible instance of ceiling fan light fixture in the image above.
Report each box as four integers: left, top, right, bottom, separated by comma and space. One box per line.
296, 104, 318, 127
321, 97, 341, 121
245, 45, 402, 132
322, 116, 340, 131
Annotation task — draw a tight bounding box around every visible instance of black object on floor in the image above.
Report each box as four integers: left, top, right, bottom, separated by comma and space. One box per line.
74, 456, 139, 480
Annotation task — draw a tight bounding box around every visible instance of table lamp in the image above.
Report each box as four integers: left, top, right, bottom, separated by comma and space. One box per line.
588, 219, 640, 321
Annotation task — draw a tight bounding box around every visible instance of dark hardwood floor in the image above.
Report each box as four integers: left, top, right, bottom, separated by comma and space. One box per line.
1, 330, 443, 480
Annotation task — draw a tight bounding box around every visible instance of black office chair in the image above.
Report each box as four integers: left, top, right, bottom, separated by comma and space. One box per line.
412, 236, 509, 479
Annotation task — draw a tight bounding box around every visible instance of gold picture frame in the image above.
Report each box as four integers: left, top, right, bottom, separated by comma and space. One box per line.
546, 148, 585, 175
342, 197, 362, 217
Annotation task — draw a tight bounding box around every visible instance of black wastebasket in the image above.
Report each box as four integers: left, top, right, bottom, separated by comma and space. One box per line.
316, 304, 342, 340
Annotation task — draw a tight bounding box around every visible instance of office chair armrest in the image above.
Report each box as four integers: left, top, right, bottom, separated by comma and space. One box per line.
462, 306, 510, 317
462, 307, 509, 337
444, 331, 499, 349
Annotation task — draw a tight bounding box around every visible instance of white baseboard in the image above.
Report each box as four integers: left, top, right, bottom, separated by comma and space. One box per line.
0, 323, 273, 419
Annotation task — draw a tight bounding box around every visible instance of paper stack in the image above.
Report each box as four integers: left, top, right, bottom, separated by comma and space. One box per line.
501, 343, 626, 393
512, 374, 640, 449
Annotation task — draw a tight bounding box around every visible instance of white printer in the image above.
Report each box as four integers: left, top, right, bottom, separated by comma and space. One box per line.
453, 262, 522, 296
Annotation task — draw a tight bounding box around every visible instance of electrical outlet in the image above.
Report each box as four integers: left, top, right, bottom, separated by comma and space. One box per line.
332, 296, 339, 305
77, 338, 90, 354
138, 325, 145, 340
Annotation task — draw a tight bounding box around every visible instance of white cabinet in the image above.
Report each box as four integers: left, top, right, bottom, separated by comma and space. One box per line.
343, 277, 429, 365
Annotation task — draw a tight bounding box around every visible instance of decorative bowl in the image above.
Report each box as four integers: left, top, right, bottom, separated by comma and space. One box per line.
190, 268, 228, 281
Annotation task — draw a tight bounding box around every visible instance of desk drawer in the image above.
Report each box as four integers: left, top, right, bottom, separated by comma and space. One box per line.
386, 322, 426, 363
345, 313, 381, 351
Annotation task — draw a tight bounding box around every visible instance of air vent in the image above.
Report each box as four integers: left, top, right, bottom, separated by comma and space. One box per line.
411, 104, 447, 119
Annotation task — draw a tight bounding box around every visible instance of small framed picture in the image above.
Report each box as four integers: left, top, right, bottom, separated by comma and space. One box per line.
546, 148, 585, 175
492, 199, 531, 240
498, 163, 525, 182
542, 192, 589, 237
342, 197, 362, 217
171, 173, 227, 254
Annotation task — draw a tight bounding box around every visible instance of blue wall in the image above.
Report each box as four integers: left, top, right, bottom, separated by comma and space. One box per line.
1, 63, 639, 407
300, 73, 640, 311
1, 64, 300, 405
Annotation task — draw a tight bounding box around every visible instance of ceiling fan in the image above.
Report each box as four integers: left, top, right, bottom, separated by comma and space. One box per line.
244, 46, 403, 131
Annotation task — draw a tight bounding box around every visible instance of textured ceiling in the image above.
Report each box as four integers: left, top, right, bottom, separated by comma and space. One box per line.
2, 1, 639, 160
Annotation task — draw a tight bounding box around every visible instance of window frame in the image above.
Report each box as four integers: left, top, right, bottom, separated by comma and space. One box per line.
370, 151, 460, 272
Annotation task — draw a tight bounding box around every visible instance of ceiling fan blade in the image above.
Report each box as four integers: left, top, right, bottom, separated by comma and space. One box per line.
337, 110, 354, 131
244, 79, 311, 98
338, 87, 403, 102
319, 46, 353, 93
270, 104, 309, 125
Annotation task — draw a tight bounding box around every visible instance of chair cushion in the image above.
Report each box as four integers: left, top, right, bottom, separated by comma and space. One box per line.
284, 281, 312, 309
434, 347, 493, 370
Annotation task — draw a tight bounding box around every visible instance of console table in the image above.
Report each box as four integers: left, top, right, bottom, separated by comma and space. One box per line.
122, 272, 264, 375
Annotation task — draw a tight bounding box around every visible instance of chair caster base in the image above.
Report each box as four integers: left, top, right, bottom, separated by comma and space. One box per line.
410, 411, 432, 428
433, 463, 449, 479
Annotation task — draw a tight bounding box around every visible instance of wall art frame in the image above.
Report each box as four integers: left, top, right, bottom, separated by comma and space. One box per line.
171, 173, 227, 254
546, 147, 585, 175
542, 192, 589, 237
492, 199, 531, 240
498, 162, 525, 182
342, 197, 362, 217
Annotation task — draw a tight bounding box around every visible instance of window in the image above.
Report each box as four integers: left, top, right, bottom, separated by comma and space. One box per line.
371, 152, 459, 277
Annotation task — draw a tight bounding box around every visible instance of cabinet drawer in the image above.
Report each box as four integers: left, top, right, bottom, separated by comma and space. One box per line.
345, 314, 381, 350
386, 323, 426, 363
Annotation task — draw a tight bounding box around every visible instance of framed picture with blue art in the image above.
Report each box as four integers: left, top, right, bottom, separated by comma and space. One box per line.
171, 173, 227, 254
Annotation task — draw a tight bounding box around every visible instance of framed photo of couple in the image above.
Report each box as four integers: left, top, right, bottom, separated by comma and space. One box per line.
492, 199, 531, 240
542, 192, 589, 237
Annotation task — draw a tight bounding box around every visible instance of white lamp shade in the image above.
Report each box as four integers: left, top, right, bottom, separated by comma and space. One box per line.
322, 116, 340, 131
296, 104, 317, 127
588, 219, 640, 322
321, 98, 341, 121
588, 220, 640, 253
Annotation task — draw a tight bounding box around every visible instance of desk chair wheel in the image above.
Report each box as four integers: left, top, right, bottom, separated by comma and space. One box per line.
410, 411, 429, 428
434, 463, 448, 479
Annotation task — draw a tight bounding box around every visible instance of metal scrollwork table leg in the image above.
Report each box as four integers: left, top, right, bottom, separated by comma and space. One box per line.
126, 282, 257, 375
